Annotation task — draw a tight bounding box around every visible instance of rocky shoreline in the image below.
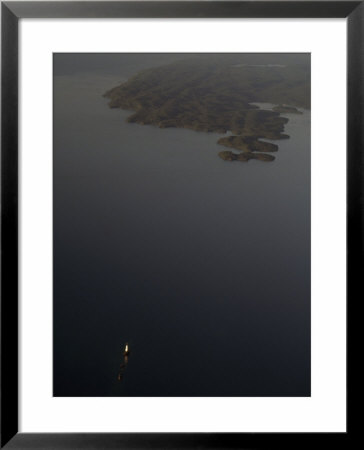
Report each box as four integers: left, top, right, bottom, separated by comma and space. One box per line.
104, 56, 309, 162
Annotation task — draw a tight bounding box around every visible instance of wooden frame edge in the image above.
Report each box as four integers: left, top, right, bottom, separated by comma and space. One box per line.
2, 1, 362, 19
1, 1, 359, 448
1, 2, 18, 448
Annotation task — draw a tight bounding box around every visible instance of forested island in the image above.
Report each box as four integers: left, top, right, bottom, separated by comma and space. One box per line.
104, 55, 310, 162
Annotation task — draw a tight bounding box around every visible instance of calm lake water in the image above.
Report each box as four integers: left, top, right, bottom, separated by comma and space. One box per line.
53, 55, 310, 396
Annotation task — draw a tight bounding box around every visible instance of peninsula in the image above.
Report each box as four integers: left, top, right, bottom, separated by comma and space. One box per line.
104, 55, 310, 162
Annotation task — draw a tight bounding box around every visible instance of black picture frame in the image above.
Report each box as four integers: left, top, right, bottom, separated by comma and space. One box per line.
1, 1, 358, 448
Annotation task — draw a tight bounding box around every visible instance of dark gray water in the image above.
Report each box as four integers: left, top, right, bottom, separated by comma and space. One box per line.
53, 55, 310, 397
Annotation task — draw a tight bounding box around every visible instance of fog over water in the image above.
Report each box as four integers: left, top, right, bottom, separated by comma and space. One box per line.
54, 55, 310, 396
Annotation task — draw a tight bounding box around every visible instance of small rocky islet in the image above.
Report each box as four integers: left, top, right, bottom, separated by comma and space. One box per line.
218, 151, 275, 162
104, 55, 310, 163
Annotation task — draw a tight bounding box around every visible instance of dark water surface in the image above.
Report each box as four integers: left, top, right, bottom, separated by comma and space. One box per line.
54, 55, 310, 396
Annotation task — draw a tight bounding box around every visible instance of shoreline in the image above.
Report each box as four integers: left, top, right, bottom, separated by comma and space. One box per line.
104, 57, 310, 162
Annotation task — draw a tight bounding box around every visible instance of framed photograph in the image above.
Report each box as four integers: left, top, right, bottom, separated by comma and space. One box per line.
1, 1, 357, 448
